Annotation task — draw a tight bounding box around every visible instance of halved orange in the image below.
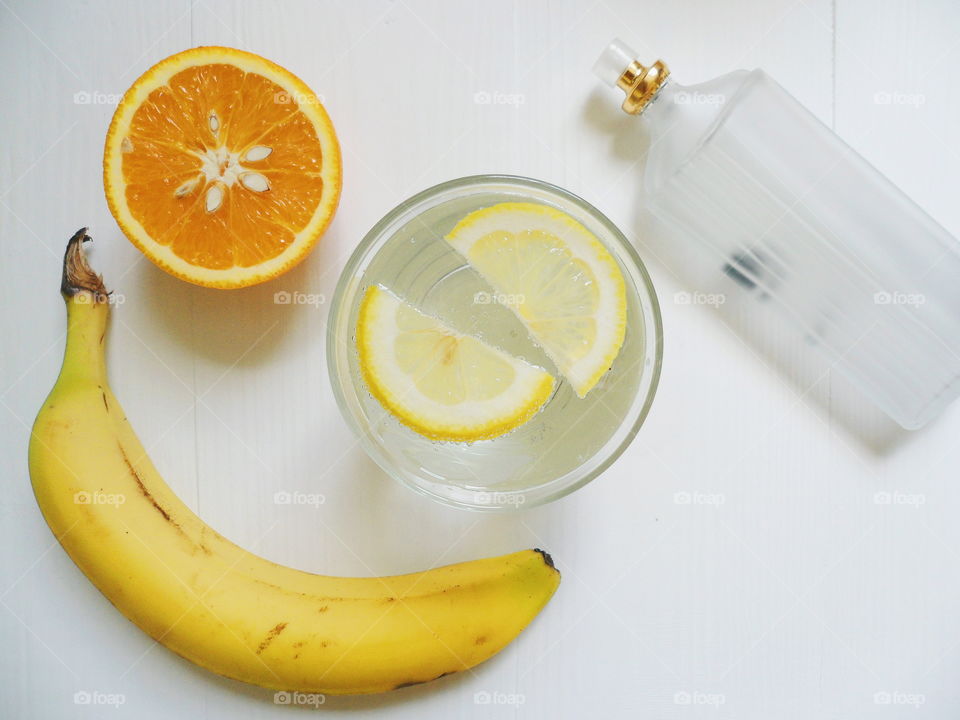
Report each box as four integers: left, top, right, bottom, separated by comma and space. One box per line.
104, 47, 341, 288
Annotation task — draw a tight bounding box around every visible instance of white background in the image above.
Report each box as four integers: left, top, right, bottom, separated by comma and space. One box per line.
3, 1, 960, 718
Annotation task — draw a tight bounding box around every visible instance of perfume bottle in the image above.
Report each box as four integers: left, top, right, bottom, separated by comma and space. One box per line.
594, 39, 960, 429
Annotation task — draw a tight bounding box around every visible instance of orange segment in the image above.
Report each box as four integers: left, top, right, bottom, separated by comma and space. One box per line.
104, 47, 341, 288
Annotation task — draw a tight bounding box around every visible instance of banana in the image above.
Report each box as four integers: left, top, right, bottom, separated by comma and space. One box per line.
28, 229, 560, 695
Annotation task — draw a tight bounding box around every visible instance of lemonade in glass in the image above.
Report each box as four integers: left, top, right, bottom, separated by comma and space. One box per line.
327, 175, 661, 510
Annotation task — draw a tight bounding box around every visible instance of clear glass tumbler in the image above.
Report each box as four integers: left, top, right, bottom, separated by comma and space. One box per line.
327, 175, 662, 510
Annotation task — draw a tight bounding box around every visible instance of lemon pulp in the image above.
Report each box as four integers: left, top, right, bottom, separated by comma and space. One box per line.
446, 202, 627, 397
356, 285, 555, 442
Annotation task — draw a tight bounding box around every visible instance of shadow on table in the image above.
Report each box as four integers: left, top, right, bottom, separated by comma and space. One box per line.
582, 88, 925, 457
136, 219, 348, 370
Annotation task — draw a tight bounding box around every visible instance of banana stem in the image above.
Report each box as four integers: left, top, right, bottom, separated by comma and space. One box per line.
61, 228, 107, 299
59, 229, 110, 385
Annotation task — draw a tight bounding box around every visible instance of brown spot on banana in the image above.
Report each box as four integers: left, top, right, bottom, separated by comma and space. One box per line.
393, 680, 422, 690
256, 622, 288, 654
394, 671, 453, 691
116, 441, 182, 532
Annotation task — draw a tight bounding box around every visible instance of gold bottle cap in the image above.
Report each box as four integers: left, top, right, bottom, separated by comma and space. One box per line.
594, 39, 670, 115
616, 59, 670, 114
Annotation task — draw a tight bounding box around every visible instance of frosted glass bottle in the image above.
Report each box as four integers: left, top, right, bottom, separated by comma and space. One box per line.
594, 39, 960, 429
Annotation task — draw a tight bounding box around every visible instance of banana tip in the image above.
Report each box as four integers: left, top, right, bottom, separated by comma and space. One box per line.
533, 548, 556, 571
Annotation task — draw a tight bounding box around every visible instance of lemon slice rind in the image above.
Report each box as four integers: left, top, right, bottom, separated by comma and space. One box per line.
446, 202, 626, 397
357, 285, 555, 443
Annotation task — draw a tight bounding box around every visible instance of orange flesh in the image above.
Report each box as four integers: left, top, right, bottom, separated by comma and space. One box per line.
122, 63, 325, 269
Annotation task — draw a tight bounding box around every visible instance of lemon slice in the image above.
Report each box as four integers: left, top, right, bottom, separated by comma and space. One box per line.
357, 285, 555, 442
446, 202, 627, 397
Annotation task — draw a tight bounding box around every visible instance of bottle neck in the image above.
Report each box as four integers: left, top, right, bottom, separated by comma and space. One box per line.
633, 70, 754, 195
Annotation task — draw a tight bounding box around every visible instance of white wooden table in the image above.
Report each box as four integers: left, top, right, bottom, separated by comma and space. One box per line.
3, 1, 960, 717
